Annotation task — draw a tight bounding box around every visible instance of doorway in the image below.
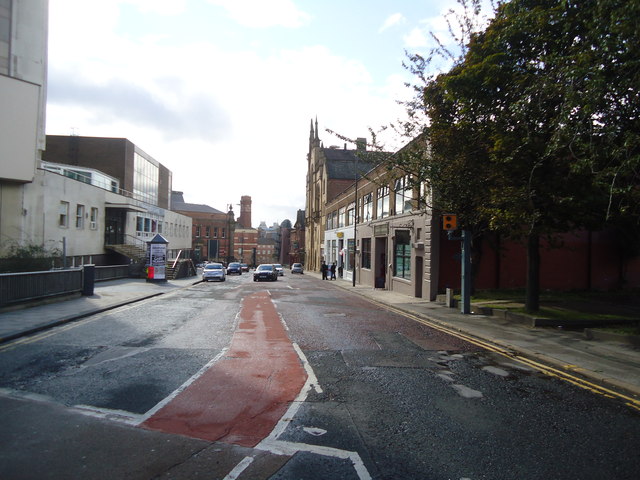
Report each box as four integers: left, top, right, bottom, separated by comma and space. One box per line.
415, 256, 423, 298
105, 209, 126, 245
375, 237, 387, 289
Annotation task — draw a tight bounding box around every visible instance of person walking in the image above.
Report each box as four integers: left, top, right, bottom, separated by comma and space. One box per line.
321, 261, 328, 280
330, 262, 337, 280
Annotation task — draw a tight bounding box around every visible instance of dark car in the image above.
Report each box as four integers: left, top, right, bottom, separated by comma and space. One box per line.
240, 263, 249, 272
253, 264, 278, 282
226, 262, 242, 275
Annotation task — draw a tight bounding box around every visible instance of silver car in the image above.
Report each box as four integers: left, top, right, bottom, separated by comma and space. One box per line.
202, 262, 226, 282
273, 263, 284, 276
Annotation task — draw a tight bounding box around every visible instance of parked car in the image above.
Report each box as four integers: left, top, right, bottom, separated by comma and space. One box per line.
253, 264, 278, 282
226, 262, 242, 275
273, 264, 284, 276
240, 263, 249, 272
291, 263, 304, 274
202, 262, 226, 282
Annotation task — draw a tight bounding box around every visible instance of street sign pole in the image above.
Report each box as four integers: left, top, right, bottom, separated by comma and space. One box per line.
461, 229, 471, 314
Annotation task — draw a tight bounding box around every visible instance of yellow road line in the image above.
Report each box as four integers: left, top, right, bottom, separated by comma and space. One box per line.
366, 298, 640, 411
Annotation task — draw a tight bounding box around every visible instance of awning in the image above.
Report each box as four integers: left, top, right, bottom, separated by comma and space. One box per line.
105, 202, 147, 213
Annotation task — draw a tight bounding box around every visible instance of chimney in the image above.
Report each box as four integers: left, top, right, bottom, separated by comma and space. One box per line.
356, 137, 366, 151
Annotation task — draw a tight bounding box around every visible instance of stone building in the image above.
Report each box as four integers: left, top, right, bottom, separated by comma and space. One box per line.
304, 118, 374, 273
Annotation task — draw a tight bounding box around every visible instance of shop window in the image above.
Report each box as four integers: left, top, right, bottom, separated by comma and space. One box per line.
394, 230, 411, 279
361, 238, 372, 269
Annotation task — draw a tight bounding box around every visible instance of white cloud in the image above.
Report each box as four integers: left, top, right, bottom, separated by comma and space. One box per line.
123, 0, 188, 15
46, 1, 410, 224
379, 13, 406, 33
206, 0, 311, 28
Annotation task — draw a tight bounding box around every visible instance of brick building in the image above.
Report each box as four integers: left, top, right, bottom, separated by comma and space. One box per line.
171, 192, 233, 263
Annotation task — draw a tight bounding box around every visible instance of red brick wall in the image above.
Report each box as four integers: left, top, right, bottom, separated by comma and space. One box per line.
438, 229, 639, 292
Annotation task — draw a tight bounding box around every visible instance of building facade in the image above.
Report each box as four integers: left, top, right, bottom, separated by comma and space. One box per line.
288, 209, 306, 266
304, 119, 375, 273
41, 136, 191, 260
308, 123, 640, 297
171, 192, 234, 264
0, 0, 48, 255
233, 196, 258, 266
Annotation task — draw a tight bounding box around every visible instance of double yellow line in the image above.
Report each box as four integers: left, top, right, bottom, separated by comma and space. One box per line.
369, 299, 640, 412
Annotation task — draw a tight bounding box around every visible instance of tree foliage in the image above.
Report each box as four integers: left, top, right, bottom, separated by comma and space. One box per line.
395, 0, 639, 308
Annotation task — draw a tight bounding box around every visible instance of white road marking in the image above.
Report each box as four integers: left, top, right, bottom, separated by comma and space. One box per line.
222, 456, 254, 480
225, 305, 373, 480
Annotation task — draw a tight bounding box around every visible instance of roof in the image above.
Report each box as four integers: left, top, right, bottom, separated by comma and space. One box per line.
323, 148, 377, 180
171, 191, 224, 214
172, 201, 224, 214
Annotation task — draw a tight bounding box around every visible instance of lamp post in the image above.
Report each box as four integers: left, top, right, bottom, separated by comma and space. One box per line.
227, 204, 233, 265
353, 156, 358, 287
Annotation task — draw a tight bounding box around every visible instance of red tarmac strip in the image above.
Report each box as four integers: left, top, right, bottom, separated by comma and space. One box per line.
142, 291, 308, 447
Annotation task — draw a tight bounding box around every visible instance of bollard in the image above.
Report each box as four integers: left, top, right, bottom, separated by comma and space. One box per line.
82, 264, 95, 296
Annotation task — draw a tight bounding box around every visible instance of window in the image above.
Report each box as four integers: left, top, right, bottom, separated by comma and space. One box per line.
361, 238, 372, 269
347, 202, 355, 225
362, 193, 372, 222
0, 0, 10, 76
222, 228, 226, 239
338, 207, 345, 228
59, 201, 69, 227
206, 226, 210, 237
394, 176, 413, 214
347, 238, 355, 271
376, 186, 389, 219
214, 227, 218, 238
136, 216, 144, 231
394, 230, 411, 280
90, 207, 98, 229
196, 225, 201, 237
133, 152, 159, 205
76, 204, 85, 228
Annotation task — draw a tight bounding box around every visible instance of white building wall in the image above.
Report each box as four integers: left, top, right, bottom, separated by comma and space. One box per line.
15, 169, 192, 261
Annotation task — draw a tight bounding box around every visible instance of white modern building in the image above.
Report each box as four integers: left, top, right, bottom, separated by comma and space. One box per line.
0, 1, 192, 268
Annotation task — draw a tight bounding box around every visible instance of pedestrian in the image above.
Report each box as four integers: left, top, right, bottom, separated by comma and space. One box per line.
330, 262, 337, 280
321, 261, 328, 280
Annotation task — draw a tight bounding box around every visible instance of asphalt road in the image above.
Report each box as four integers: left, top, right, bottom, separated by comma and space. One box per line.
1, 271, 639, 479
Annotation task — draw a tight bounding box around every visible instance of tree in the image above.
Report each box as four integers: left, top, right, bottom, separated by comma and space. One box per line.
397, 0, 639, 311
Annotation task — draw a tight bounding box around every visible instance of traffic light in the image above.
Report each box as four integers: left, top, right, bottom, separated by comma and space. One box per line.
442, 214, 457, 231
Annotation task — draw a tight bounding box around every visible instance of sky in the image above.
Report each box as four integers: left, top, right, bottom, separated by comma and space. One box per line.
46, 0, 471, 228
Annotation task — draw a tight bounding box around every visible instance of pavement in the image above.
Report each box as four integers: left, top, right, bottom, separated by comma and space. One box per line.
1, 272, 639, 408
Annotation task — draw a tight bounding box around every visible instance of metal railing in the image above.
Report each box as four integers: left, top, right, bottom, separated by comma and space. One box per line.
0, 265, 134, 307
95, 265, 131, 282
0, 268, 83, 307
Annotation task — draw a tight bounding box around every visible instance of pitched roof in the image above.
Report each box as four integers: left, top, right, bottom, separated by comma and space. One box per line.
171, 191, 224, 214
173, 202, 225, 214
323, 148, 377, 180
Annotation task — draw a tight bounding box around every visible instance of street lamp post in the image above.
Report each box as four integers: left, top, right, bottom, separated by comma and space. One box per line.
353, 156, 358, 287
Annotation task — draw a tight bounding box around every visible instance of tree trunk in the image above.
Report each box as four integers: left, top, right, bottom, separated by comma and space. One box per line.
525, 233, 540, 313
